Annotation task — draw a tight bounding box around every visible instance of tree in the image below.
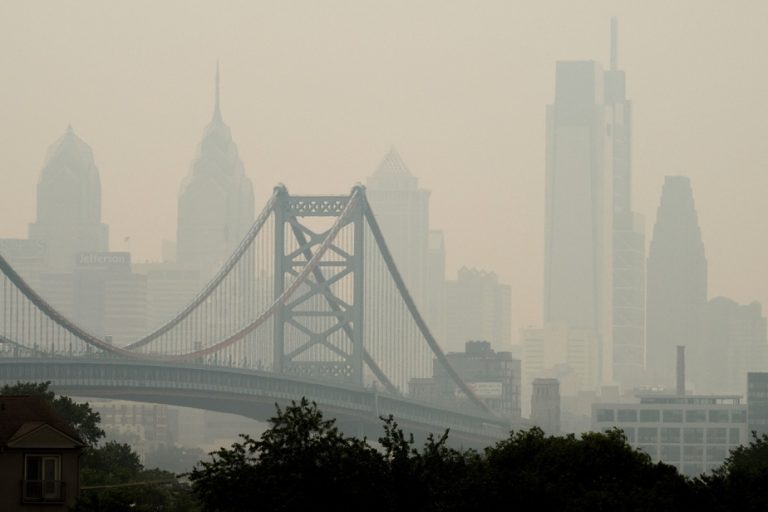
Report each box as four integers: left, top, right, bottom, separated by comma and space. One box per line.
189, 398, 386, 512
694, 433, 768, 511
1, 381, 104, 445
1, 382, 200, 511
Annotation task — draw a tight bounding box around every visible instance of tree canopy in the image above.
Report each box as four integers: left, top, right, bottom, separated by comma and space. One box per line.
1, 381, 104, 445
189, 399, 694, 512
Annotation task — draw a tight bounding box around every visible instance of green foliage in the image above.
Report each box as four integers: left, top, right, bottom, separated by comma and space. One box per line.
0, 382, 200, 511
693, 432, 768, 511
0, 381, 104, 445
190, 398, 385, 511
189, 401, 694, 512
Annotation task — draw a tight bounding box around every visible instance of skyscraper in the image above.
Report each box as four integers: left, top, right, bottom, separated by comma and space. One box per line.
544, 60, 613, 383
543, 19, 644, 387
605, 20, 646, 387
177, 65, 254, 279
28, 126, 109, 271
366, 148, 431, 312
646, 176, 707, 387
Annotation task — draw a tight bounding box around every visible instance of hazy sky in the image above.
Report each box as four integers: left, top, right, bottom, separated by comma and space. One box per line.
1, 1, 767, 340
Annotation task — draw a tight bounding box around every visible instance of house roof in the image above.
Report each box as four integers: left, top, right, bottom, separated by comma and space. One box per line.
0, 395, 84, 447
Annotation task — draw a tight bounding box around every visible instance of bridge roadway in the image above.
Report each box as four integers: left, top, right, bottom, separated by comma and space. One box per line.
0, 358, 521, 447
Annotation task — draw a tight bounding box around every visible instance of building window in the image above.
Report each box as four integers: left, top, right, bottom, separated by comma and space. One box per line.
638, 427, 658, 443
621, 427, 635, 442
617, 409, 637, 422
660, 427, 681, 443
639, 410, 660, 422
663, 410, 683, 423
23, 454, 63, 503
708, 410, 729, 423
685, 410, 707, 423
660, 445, 681, 462
731, 410, 747, 423
683, 428, 705, 444
683, 445, 704, 462
729, 428, 741, 445
707, 446, 727, 462
637, 445, 658, 458
596, 409, 614, 422
706, 428, 727, 444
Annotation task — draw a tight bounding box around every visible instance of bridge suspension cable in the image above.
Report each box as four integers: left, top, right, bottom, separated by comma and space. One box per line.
0, 185, 493, 415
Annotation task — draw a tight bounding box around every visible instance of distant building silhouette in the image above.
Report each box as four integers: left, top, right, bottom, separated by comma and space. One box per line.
28, 126, 109, 272
702, 298, 767, 395
444, 267, 511, 353
366, 148, 431, 309
531, 378, 561, 434
646, 176, 707, 388
176, 64, 254, 279
543, 19, 645, 387
409, 340, 521, 417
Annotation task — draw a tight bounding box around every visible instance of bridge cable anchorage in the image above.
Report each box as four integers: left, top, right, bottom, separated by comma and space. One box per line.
361, 195, 496, 417
123, 188, 281, 351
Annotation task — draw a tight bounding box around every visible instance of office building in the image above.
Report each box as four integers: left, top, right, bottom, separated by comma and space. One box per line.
28, 126, 109, 272
593, 394, 746, 476
703, 298, 768, 395
444, 267, 511, 353
409, 340, 521, 417
177, 65, 254, 279
747, 372, 768, 437
544, 20, 645, 387
531, 378, 561, 434
521, 324, 600, 396
646, 176, 707, 388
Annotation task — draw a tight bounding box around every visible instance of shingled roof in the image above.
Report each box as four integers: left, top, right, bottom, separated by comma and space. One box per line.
0, 395, 83, 447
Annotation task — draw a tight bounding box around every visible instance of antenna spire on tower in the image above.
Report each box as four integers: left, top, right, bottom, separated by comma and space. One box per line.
610, 17, 618, 70
213, 60, 222, 121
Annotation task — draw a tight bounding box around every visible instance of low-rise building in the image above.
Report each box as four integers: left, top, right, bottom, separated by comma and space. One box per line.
592, 393, 747, 476
410, 340, 521, 417
0, 395, 85, 510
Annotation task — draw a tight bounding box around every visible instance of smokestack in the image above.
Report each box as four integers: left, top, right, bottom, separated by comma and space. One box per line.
676, 345, 685, 395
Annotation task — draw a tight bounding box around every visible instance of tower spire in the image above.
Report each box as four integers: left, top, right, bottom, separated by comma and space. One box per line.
610, 17, 618, 70
213, 60, 222, 121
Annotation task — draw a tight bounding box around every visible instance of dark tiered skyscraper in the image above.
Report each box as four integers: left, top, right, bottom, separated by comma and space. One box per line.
177, 65, 254, 278
646, 176, 707, 388
28, 126, 109, 271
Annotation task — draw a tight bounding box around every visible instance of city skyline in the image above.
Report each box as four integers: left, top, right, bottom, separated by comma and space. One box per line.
1, 1, 767, 337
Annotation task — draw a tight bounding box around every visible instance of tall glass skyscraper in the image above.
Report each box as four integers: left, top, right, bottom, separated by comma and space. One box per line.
544, 19, 645, 387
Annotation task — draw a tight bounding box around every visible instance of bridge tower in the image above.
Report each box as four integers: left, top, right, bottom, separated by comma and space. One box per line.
272, 186, 365, 385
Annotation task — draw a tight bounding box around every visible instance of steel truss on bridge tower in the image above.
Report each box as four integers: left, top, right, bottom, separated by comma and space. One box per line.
0, 185, 492, 415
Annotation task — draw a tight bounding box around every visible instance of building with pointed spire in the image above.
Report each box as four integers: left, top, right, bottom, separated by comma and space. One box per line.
177, 64, 254, 279
606, 19, 646, 388
543, 19, 644, 388
646, 176, 707, 388
28, 126, 109, 272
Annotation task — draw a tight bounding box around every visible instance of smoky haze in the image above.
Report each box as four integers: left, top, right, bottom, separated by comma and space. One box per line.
1, 0, 767, 339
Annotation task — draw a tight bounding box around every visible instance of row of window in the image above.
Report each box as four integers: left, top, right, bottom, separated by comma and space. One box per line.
618, 427, 741, 445
636, 444, 730, 463
596, 408, 746, 424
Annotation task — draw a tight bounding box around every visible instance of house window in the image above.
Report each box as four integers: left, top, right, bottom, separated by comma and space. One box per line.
23, 454, 63, 503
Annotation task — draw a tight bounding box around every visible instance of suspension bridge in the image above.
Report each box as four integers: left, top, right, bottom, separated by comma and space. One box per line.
0, 185, 523, 445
